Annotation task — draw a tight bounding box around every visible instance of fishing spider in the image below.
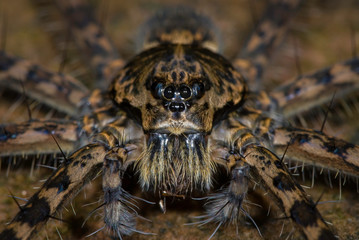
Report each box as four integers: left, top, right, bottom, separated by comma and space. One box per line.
1, 0, 359, 239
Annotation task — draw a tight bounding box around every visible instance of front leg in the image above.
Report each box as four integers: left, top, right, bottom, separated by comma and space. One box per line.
0, 117, 144, 240
243, 146, 335, 240
93, 118, 145, 238
210, 117, 336, 240
200, 158, 251, 237
0, 143, 106, 240
102, 147, 137, 237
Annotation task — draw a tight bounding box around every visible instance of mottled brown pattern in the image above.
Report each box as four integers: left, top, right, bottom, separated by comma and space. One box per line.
243, 146, 332, 239
54, 0, 123, 87
235, 0, 301, 90
0, 119, 79, 156
273, 127, 359, 176
271, 58, 359, 117
0, 52, 89, 115
1, 144, 106, 239
110, 44, 245, 133
0, 0, 359, 240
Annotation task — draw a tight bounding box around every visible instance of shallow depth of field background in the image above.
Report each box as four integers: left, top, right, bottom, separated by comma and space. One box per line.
0, 0, 359, 239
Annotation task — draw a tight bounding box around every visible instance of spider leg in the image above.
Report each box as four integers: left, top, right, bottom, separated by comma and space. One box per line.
0, 90, 124, 164
243, 145, 335, 240
210, 115, 336, 240
0, 51, 89, 116
80, 89, 125, 136
54, 0, 124, 87
232, 0, 301, 90
0, 117, 145, 240
0, 119, 80, 157
226, 105, 359, 178
102, 148, 139, 238
270, 58, 359, 117
273, 126, 359, 176
0, 143, 107, 240
93, 118, 146, 237
199, 160, 254, 237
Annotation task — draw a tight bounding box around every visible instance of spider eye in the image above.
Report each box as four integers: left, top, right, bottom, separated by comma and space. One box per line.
151, 82, 164, 99
163, 85, 175, 100
179, 85, 191, 99
192, 82, 204, 99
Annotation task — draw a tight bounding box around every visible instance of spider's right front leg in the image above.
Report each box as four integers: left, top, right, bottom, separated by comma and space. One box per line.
93, 119, 145, 237
0, 117, 144, 240
0, 143, 107, 240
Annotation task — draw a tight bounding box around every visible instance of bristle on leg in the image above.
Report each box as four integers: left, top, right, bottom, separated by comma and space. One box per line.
103, 148, 136, 237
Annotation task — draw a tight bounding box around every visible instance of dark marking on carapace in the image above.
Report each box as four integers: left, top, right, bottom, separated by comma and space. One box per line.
146, 103, 153, 111
171, 71, 177, 81
81, 153, 92, 160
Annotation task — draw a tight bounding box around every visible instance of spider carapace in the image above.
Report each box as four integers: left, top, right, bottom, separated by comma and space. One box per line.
111, 43, 246, 192
1, 1, 359, 240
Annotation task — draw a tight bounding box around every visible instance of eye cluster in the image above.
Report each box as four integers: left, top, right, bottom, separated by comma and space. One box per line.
151, 82, 205, 112
152, 82, 205, 100
163, 85, 191, 100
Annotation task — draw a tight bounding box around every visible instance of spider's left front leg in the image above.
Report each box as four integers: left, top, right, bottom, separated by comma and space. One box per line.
199, 155, 250, 236
210, 114, 336, 240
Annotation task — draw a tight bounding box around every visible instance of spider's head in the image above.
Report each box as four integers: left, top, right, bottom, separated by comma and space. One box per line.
109, 9, 246, 193
110, 44, 246, 135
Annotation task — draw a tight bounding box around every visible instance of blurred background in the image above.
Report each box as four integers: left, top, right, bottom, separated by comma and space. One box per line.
0, 0, 359, 239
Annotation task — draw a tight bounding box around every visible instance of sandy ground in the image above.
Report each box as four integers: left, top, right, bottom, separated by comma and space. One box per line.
1, 0, 359, 239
